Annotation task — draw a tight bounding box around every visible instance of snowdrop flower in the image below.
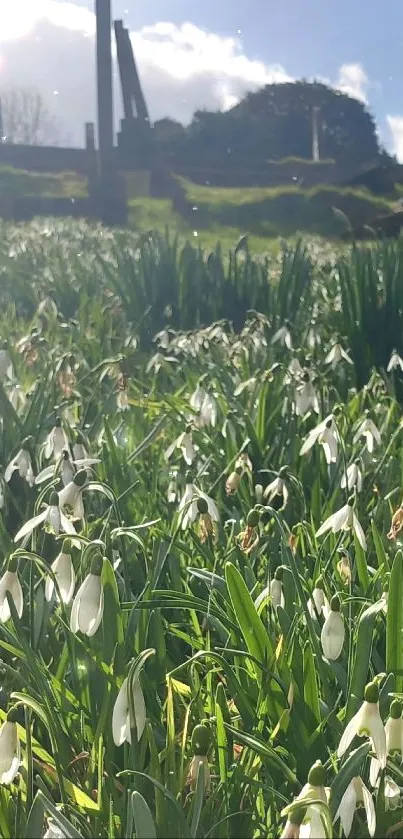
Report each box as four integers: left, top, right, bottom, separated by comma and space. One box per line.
0, 721, 21, 784
338, 680, 387, 767
334, 776, 375, 838
387, 504, 403, 540
387, 349, 403, 372
0, 558, 23, 622
165, 426, 196, 466
190, 384, 217, 428
384, 777, 401, 811
70, 555, 104, 637
325, 343, 353, 369
225, 466, 243, 496
295, 761, 330, 839
14, 492, 77, 542
370, 699, 403, 786
4, 440, 34, 487
112, 673, 147, 746
295, 371, 319, 417
321, 595, 345, 660
178, 475, 219, 531
7, 384, 26, 412
300, 415, 338, 464
188, 724, 211, 792
307, 578, 329, 619
58, 470, 87, 520
316, 497, 366, 551
341, 459, 363, 493
280, 809, 305, 839
353, 414, 381, 454
44, 418, 70, 460
238, 509, 260, 554
264, 469, 289, 510
288, 358, 304, 379
0, 344, 13, 381
271, 322, 292, 349
36, 450, 99, 486
270, 567, 285, 608
337, 553, 352, 584
197, 496, 217, 543
45, 542, 75, 605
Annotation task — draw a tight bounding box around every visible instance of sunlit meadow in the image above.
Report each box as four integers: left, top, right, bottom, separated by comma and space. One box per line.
2, 220, 403, 837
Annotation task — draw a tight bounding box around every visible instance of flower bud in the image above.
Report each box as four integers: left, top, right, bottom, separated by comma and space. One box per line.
197, 497, 208, 515
364, 681, 379, 703
247, 509, 259, 528
307, 760, 325, 787
191, 723, 211, 756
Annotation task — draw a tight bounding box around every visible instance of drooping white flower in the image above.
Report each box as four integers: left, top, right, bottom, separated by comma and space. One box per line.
288, 358, 304, 379
295, 372, 319, 417
307, 579, 330, 619
0, 721, 21, 784
384, 777, 401, 811
165, 427, 196, 466
321, 595, 345, 660
387, 350, 403, 372
5, 444, 34, 487
264, 474, 289, 509
70, 557, 104, 637
112, 674, 146, 746
316, 499, 366, 551
300, 415, 338, 464
45, 545, 75, 605
58, 470, 87, 520
0, 346, 13, 381
225, 467, 243, 496
295, 761, 330, 839
7, 384, 26, 412
190, 385, 217, 428
44, 419, 70, 460
370, 699, 403, 786
281, 813, 304, 839
270, 569, 285, 608
271, 323, 292, 349
178, 479, 219, 531
334, 776, 375, 838
14, 492, 77, 542
0, 562, 23, 622
353, 415, 381, 454
338, 680, 387, 767
36, 450, 99, 486
325, 343, 353, 369
188, 755, 210, 792
341, 460, 363, 493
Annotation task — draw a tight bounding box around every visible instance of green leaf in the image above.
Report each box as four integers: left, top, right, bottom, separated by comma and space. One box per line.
346, 603, 378, 721
131, 791, 157, 839
225, 562, 273, 674
330, 743, 370, 819
386, 550, 403, 692
24, 793, 45, 839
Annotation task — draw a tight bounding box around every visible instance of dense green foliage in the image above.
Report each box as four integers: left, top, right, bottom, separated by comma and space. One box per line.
1, 222, 403, 837
155, 81, 385, 170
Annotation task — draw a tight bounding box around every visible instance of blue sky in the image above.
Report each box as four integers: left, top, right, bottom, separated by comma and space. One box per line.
1, 0, 403, 156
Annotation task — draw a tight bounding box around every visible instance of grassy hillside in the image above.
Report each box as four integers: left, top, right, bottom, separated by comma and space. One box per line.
179, 178, 394, 238
0, 163, 398, 244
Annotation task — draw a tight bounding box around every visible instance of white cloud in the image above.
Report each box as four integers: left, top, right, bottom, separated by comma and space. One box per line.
0, 1, 373, 146
386, 115, 403, 161
335, 62, 370, 103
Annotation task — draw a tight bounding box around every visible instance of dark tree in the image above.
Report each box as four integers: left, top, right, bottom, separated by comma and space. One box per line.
182, 81, 382, 169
